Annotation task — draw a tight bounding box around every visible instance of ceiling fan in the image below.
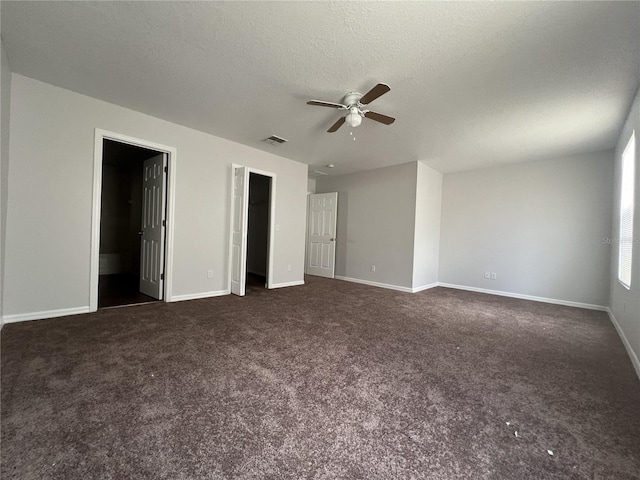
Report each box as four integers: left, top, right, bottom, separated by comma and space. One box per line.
307, 83, 396, 133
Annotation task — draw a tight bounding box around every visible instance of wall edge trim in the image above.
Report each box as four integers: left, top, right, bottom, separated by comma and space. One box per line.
335, 275, 413, 293
270, 280, 305, 289
170, 290, 230, 302
3, 306, 92, 324
606, 308, 640, 381
438, 283, 608, 311
412, 282, 440, 293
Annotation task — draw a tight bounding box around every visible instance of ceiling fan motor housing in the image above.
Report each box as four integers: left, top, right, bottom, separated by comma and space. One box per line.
343, 92, 363, 109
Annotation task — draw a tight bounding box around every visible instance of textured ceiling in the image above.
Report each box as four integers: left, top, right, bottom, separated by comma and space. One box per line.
2, 1, 639, 175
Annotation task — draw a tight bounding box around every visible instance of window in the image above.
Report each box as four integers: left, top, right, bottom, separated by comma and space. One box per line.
618, 132, 635, 289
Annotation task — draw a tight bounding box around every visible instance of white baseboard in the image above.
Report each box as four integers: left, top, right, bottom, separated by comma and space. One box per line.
3, 306, 92, 324
412, 282, 440, 293
170, 289, 230, 302
437, 283, 608, 311
335, 276, 438, 294
335, 276, 414, 293
270, 280, 305, 289
606, 308, 640, 381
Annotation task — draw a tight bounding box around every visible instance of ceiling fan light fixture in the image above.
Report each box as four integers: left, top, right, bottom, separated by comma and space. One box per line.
345, 107, 362, 128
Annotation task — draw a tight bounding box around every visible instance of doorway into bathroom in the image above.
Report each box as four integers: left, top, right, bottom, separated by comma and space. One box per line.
98, 139, 166, 308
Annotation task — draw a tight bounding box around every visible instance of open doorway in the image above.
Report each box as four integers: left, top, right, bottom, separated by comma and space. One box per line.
246, 172, 271, 292
229, 166, 276, 296
98, 139, 166, 308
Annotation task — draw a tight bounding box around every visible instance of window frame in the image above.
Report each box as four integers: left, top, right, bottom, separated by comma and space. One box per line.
618, 131, 635, 290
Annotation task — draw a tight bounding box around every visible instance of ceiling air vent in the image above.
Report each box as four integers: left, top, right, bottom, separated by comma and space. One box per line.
262, 135, 288, 146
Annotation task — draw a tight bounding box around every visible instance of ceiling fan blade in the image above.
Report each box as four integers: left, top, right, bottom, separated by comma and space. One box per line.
307, 100, 345, 109
364, 111, 395, 125
359, 83, 390, 105
327, 116, 345, 133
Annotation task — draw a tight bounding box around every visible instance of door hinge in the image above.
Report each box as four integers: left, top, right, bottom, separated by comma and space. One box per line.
161, 273, 164, 280
162, 220, 166, 227
164, 166, 167, 173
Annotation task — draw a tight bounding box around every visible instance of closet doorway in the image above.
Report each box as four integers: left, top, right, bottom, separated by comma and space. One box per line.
246, 172, 272, 291
229, 165, 276, 296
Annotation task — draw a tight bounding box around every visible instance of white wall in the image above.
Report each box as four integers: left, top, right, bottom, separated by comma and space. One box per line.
316, 162, 417, 290
4, 74, 307, 319
412, 161, 442, 289
307, 178, 316, 194
439, 151, 614, 307
1, 36, 12, 325
609, 85, 640, 377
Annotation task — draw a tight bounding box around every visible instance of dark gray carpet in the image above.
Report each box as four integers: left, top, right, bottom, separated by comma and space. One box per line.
2, 276, 639, 479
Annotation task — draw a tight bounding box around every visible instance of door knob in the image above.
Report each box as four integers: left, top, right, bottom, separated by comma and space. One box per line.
330, 237, 335, 241
138, 231, 144, 235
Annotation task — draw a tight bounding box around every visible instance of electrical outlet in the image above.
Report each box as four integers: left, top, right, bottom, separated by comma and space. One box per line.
491, 272, 497, 280
287, 264, 291, 272
371, 265, 376, 272
484, 271, 490, 279
207, 270, 214, 279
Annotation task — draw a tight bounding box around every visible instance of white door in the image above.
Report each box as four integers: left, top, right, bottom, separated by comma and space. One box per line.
231, 166, 249, 296
306, 192, 338, 278
140, 153, 167, 299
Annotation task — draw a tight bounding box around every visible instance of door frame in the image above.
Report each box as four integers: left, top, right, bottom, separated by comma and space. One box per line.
228, 164, 277, 292
90, 129, 177, 311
